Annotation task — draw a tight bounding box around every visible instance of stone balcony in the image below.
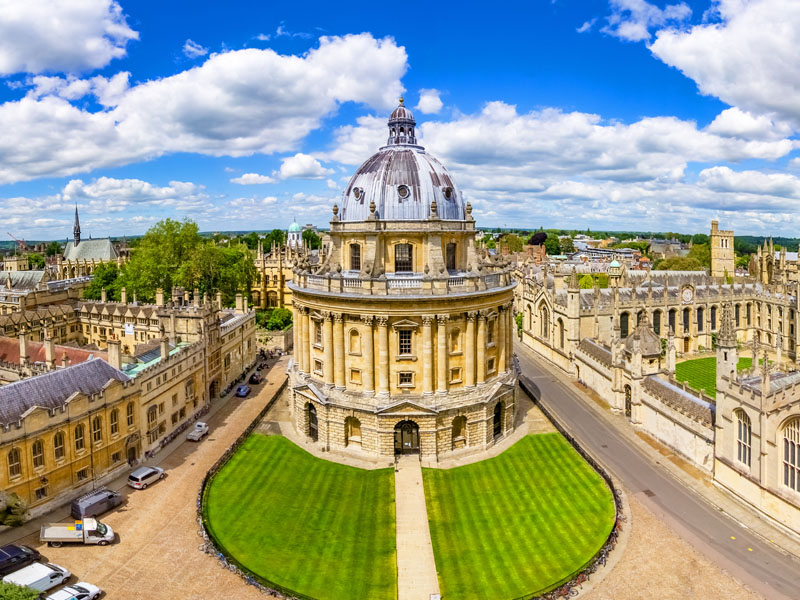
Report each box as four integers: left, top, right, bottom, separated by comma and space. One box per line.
290, 269, 515, 297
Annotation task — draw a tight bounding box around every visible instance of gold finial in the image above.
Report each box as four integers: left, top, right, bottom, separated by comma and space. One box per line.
398, 96, 404, 105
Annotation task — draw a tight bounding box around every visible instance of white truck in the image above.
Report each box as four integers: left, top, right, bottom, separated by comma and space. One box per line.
39, 518, 114, 548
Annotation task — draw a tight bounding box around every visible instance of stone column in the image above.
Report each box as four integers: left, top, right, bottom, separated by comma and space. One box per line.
437, 314, 449, 394
477, 311, 487, 384
333, 313, 345, 389
498, 306, 507, 373
507, 308, 514, 370
362, 316, 375, 394
466, 312, 476, 387
293, 308, 301, 369
377, 316, 390, 396
300, 308, 310, 373
422, 316, 434, 394
323, 313, 334, 386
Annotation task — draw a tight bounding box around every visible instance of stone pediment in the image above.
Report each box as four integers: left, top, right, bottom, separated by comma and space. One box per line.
391, 319, 419, 330
377, 400, 438, 416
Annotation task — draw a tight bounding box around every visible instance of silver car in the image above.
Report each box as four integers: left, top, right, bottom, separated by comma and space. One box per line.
127, 466, 165, 490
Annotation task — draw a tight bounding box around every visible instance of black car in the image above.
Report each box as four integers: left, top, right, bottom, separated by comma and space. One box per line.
249, 373, 262, 384
0, 544, 40, 576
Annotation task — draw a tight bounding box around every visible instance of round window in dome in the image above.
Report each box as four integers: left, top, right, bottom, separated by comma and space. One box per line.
397, 185, 410, 199
443, 187, 453, 200
353, 187, 362, 200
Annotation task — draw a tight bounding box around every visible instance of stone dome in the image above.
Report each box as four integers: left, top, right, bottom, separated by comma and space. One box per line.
624, 313, 662, 357
338, 100, 466, 222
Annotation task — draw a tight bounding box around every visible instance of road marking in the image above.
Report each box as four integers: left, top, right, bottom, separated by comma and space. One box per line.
730, 536, 736, 540
748, 548, 753, 552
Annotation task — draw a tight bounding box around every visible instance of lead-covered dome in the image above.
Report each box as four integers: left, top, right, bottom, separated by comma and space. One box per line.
339, 99, 465, 222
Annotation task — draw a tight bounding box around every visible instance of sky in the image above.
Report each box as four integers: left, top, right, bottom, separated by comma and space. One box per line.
1, 0, 800, 240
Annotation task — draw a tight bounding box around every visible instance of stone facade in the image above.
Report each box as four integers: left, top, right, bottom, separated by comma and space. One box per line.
710, 220, 735, 280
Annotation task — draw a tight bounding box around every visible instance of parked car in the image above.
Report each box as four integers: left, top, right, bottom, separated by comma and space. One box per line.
71, 488, 123, 519
127, 466, 165, 490
187, 422, 209, 441
40, 518, 114, 548
45, 582, 102, 600
0, 544, 40, 576
249, 373, 262, 384
235, 385, 251, 397
2, 562, 70, 592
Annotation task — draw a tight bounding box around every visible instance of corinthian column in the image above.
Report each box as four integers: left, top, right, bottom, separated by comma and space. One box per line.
301, 308, 310, 373
507, 306, 514, 371
477, 311, 487, 384
333, 313, 345, 389
466, 312, 476, 387
323, 313, 334, 386
377, 316, 389, 396
437, 314, 449, 394
498, 306, 507, 373
422, 315, 434, 394
362, 316, 374, 394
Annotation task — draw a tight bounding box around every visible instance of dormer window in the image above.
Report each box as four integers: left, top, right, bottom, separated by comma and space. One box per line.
443, 187, 453, 200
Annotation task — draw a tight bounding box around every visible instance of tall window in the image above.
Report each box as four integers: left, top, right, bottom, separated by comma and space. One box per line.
736, 410, 751, 467
620, 312, 629, 338
653, 310, 661, 335
75, 424, 85, 451
446, 243, 456, 271
350, 244, 361, 271
110, 409, 119, 436
395, 244, 413, 272
784, 418, 800, 492
746, 303, 751, 326
32, 440, 44, 469
487, 320, 495, 344
539, 305, 549, 338
54, 431, 65, 461
7, 448, 20, 478
147, 405, 158, 428
315, 321, 322, 345
696, 307, 704, 332
735, 304, 740, 327
711, 306, 717, 331
558, 319, 565, 348
682, 308, 690, 333
92, 416, 103, 444
126, 402, 135, 427
398, 330, 412, 355
668, 309, 676, 333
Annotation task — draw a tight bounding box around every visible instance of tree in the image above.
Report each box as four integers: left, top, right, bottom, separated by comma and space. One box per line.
544, 233, 560, 255
687, 243, 711, 268
736, 254, 751, 269
183, 242, 256, 307
0, 492, 27, 527
83, 263, 122, 301
44, 241, 62, 257
265, 307, 293, 330
528, 232, 547, 246
691, 233, 709, 245
240, 232, 260, 250
27, 253, 45, 270
263, 228, 287, 250
559, 237, 575, 254
654, 256, 703, 271
579, 274, 594, 289
501, 234, 524, 253
485, 238, 496, 250
302, 229, 321, 250
0, 582, 41, 600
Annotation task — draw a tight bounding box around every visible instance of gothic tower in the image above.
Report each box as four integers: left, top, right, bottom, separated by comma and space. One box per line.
73, 204, 81, 247
716, 302, 738, 390
710, 220, 734, 280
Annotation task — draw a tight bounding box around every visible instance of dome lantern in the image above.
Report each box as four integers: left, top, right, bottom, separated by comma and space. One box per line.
387, 97, 417, 146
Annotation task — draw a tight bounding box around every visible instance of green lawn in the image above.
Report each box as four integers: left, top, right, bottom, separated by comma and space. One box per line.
423, 434, 615, 600
675, 356, 753, 398
204, 435, 397, 600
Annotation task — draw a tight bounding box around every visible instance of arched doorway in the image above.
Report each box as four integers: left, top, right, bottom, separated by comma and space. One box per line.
209, 380, 219, 400
307, 403, 318, 442
394, 420, 419, 454
624, 385, 632, 419
493, 402, 503, 440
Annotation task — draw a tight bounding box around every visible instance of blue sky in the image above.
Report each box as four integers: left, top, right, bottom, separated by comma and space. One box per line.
1, 0, 799, 240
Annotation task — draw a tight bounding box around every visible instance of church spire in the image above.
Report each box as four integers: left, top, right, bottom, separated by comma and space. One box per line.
73, 204, 81, 246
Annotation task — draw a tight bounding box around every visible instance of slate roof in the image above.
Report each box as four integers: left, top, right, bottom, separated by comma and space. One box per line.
0, 359, 129, 426
643, 376, 714, 427
63, 239, 118, 262
577, 339, 612, 368
0, 271, 45, 291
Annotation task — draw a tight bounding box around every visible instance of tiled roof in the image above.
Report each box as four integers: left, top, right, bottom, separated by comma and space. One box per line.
577, 339, 612, 368
0, 359, 129, 426
0, 337, 107, 366
643, 376, 714, 427
63, 239, 118, 261
0, 271, 45, 291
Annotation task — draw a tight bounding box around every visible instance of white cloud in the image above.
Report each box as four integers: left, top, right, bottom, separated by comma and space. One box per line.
577, 18, 597, 33
256, 33, 271, 41
183, 39, 208, 59
706, 107, 793, 141
0, 34, 408, 184
698, 166, 800, 199
277, 153, 334, 179
326, 178, 340, 190
323, 115, 387, 165
229, 196, 278, 208
650, 0, 800, 127
602, 0, 691, 42
275, 23, 311, 39
230, 172, 276, 185
26, 72, 130, 107
416, 89, 443, 114
61, 177, 209, 212
0, 0, 138, 75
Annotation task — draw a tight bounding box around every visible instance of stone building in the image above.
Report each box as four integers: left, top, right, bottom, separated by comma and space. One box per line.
251, 240, 302, 310
289, 100, 517, 460
56, 206, 124, 280
710, 220, 735, 279
0, 271, 90, 314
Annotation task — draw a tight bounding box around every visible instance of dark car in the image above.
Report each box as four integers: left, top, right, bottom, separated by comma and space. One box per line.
0, 544, 40, 576
249, 373, 262, 385
235, 385, 251, 397
71, 488, 123, 519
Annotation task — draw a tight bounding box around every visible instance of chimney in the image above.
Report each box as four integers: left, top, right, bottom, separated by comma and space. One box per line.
243, 297, 249, 313
101, 288, 107, 303
61, 351, 70, 368
107, 338, 121, 370
194, 288, 200, 307
132, 290, 137, 304
19, 331, 28, 366
183, 290, 190, 305
235, 293, 244, 314
160, 336, 169, 361
156, 288, 164, 306
44, 333, 55, 369
120, 286, 127, 304
215, 291, 222, 310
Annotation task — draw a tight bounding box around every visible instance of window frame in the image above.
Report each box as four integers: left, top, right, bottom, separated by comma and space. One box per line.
394, 243, 413, 273
735, 410, 751, 467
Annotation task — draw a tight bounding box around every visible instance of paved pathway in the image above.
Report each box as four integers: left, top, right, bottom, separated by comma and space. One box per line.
394, 455, 440, 600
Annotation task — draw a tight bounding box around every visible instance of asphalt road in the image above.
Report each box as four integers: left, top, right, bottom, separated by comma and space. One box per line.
515, 343, 800, 600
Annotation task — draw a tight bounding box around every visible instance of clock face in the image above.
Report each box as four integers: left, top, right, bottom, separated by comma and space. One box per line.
682, 287, 693, 303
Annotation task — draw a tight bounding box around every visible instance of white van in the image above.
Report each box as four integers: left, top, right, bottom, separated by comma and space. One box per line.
2, 562, 71, 592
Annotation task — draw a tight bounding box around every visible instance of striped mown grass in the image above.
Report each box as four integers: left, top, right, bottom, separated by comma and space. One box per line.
675, 356, 753, 398
204, 435, 397, 600
423, 434, 615, 600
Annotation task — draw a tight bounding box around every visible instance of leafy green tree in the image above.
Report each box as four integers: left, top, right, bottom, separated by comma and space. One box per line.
544, 233, 560, 255
183, 242, 256, 307
691, 233, 710, 245
654, 256, 703, 271
501, 234, 524, 253
263, 228, 287, 249
240, 232, 260, 250
0, 492, 27, 527
485, 239, 496, 250
579, 274, 594, 289
27, 253, 45, 269
514, 313, 522, 333
83, 263, 122, 301
687, 243, 711, 268
736, 254, 751, 269
302, 229, 321, 250
45, 241, 63, 257
559, 237, 575, 254
0, 582, 41, 600
265, 307, 293, 330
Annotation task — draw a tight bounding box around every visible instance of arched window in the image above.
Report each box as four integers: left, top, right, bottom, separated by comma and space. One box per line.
446, 243, 456, 271
696, 307, 704, 332
126, 402, 135, 427
620, 312, 629, 338
653, 310, 661, 335
345, 416, 361, 447
746, 303, 752, 326
526, 305, 532, 331
682, 308, 690, 333
735, 304, 741, 327
668, 309, 676, 333
75, 424, 85, 452
32, 440, 44, 469
147, 405, 158, 428
92, 416, 103, 444
349, 329, 361, 354
450, 329, 461, 353
735, 410, 751, 467
53, 431, 65, 461
7, 448, 20, 478
783, 418, 800, 492
539, 304, 549, 338
558, 318, 565, 349
395, 243, 413, 272
110, 409, 119, 436
711, 306, 717, 331
350, 243, 361, 271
